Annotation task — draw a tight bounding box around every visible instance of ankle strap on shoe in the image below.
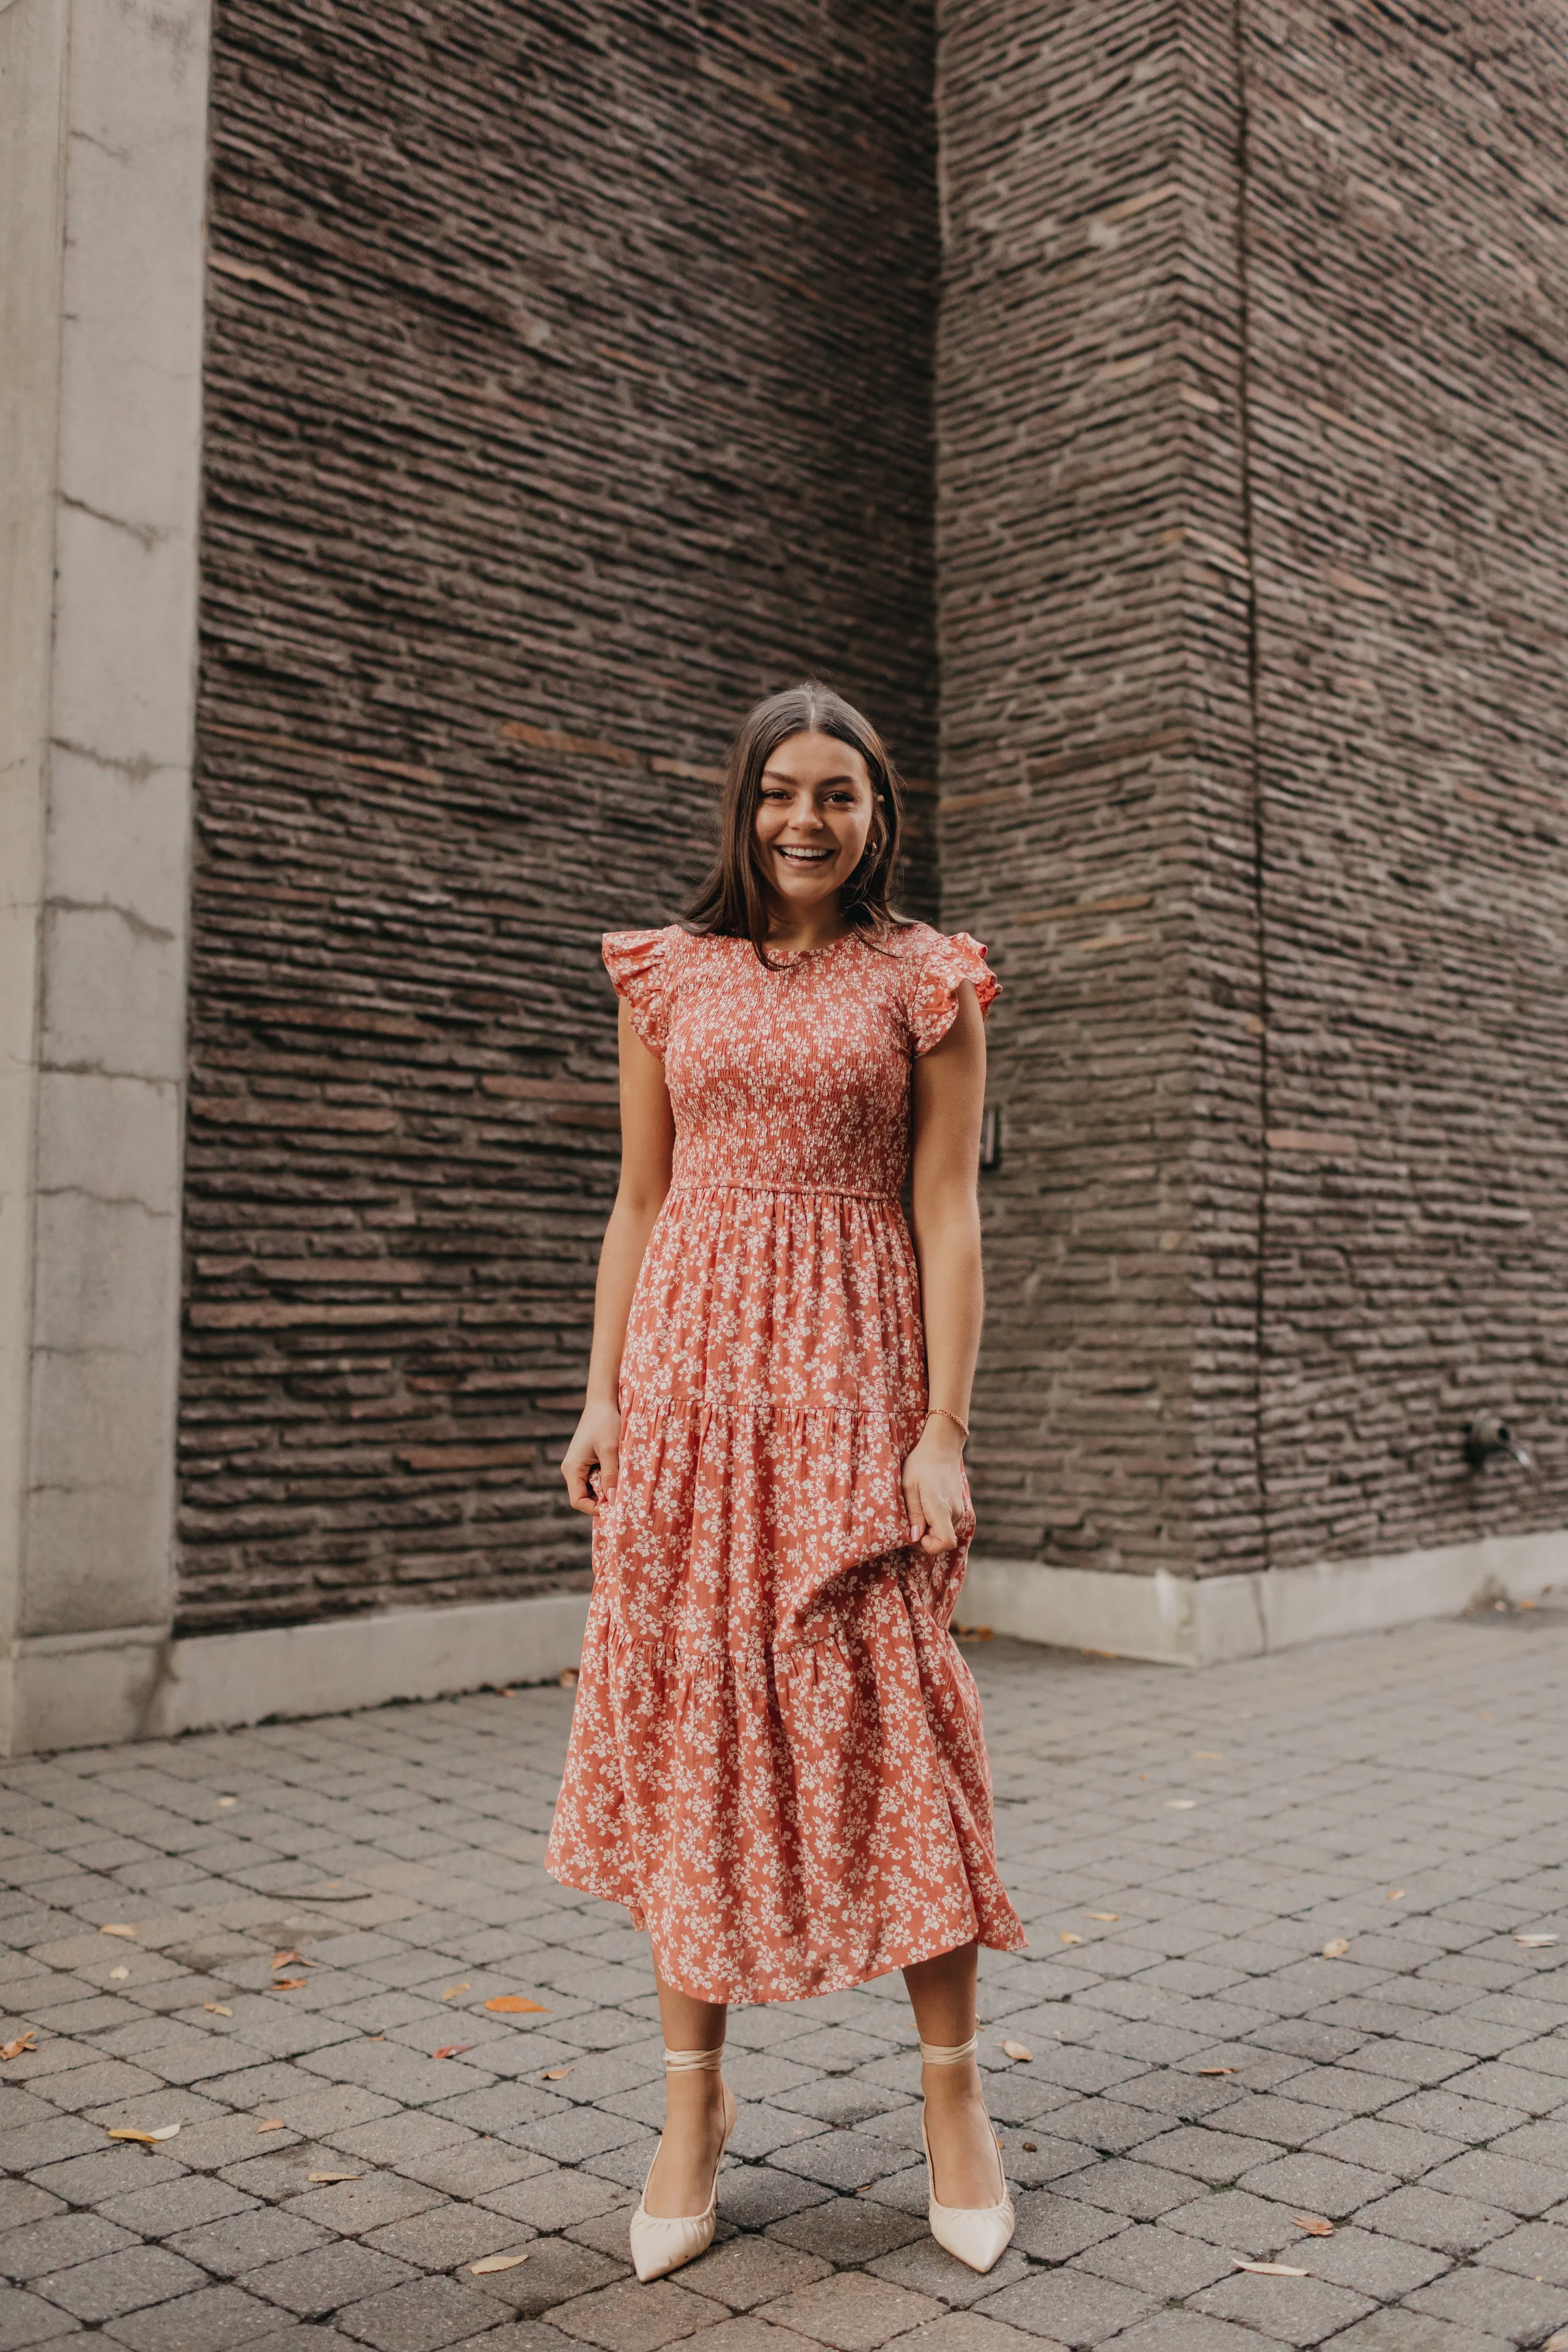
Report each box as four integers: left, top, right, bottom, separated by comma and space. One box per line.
919, 2035, 978, 2065
664, 2045, 725, 2072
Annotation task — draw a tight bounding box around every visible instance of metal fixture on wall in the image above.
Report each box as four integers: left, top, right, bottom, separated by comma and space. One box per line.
1465, 1412, 1531, 1472
979, 1106, 1001, 1174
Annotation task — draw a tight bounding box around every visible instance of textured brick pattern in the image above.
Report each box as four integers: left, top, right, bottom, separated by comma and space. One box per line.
180, 1, 940, 1629
939, 1, 1568, 1580
1, 1608, 1566, 2349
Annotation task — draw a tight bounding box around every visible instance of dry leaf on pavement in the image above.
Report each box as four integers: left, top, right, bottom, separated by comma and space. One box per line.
1540, 2333, 1568, 2352
1387, 1889, 1404, 1900
272, 1951, 317, 1969
1166, 1799, 1197, 1809
1059, 1932, 1083, 1945
1021, 2141, 1037, 2152
1516, 1933, 1558, 1947
1293, 2215, 1335, 2236
256, 2118, 286, 2132
1087, 1912, 1119, 1922
1000, 2040, 1034, 2062
204, 2003, 233, 2016
433, 2043, 477, 2060
1233, 2261, 1309, 2277
471, 2253, 532, 2274
1197, 2066, 1236, 2076
100, 1924, 137, 1940
108, 1967, 130, 1981
1322, 1939, 1350, 1959
541, 2066, 572, 2080
0, 2034, 36, 2062
269, 1978, 307, 1992
216, 1797, 237, 1808
442, 1984, 470, 2000
307, 2171, 361, 2184
485, 1995, 548, 2013
106, 2124, 180, 2143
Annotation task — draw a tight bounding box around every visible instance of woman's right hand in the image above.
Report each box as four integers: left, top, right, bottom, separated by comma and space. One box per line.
562, 1400, 622, 1517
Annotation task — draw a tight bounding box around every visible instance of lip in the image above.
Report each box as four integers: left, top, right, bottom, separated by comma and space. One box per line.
775, 845, 836, 863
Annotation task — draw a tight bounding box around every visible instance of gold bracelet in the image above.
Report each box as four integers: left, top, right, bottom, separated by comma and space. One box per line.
925, 1405, 970, 1444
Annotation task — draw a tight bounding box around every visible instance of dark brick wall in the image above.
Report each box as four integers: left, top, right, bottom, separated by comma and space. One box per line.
940, 0, 1568, 1583
180, 0, 939, 1630
935, 2, 1202, 1578
1234, 1, 1568, 1569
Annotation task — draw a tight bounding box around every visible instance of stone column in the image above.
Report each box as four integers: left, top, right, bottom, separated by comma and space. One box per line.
0, 0, 209, 1751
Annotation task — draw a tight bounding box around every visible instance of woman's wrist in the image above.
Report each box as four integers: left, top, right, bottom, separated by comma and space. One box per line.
923, 1405, 969, 1450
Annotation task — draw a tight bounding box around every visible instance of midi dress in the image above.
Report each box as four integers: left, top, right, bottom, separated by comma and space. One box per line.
545, 919, 1025, 2005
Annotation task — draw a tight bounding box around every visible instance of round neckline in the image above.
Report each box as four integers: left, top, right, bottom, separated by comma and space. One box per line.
755, 931, 860, 966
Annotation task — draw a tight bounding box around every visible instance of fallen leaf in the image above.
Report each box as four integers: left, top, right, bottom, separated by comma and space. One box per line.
366, 2033, 385, 2041
256, 2118, 286, 2132
1322, 1939, 1350, 1959
1087, 1912, 1119, 1922
106, 2124, 180, 2143
307, 2170, 361, 2184
442, 1984, 471, 2001
1234, 2260, 1309, 2277
215, 1796, 237, 1808
109, 1966, 130, 1981
485, 1996, 548, 2014
433, 2043, 477, 2060
270, 1978, 307, 1992
204, 2003, 233, 2016
0, 2034, 36, 2062
1059, 1931, 1083, 1946
1516, 1933, 1559, 1948
1001, 2040, 1034, 2062
541, 2066, 572, 2080
1021, 2140, 1037, 2152
100, 1924, 137, 1940
558, 1669, 578, 1687
1293, 2214, 1335, 2236
272, 1951, 317, 1969
1197, 2066, 1236, 2076
1166, 1799, 1197, 1809
470, 2252, 532, 2274
1541, 2333, 1568, 2352
1387, 1889, 1405, 1901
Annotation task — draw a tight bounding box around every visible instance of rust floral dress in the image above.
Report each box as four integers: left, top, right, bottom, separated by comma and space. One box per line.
546, 921, 1025, 2004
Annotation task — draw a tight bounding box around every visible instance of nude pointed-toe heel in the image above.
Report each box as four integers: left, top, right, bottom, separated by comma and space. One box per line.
629, 2046, 735, 2285
919, 2035, 1015, 2275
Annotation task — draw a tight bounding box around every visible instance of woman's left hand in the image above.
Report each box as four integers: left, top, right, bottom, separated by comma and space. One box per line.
902, 1421, 970, 1554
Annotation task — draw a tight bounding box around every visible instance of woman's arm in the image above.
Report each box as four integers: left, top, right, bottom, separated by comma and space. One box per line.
903, 979, 987, 1554
561, 1001, 676, 1515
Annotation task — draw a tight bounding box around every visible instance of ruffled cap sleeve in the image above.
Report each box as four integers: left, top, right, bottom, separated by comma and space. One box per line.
603, 927, 675, 1057
910, 930, 1000, 1057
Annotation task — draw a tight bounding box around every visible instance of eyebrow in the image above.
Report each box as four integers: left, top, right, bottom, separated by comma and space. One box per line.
759, 766, 863, 787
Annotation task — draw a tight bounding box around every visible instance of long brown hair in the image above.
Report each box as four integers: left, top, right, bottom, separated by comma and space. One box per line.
684, 682, 911, 965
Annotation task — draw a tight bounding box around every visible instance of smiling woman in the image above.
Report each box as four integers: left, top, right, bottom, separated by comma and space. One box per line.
546, 682, 1021, 2285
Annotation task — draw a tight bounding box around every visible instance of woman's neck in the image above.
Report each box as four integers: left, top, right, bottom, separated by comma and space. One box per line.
763, 899, 852, 955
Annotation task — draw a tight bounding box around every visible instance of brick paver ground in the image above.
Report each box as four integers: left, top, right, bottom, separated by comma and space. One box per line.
3, 1608, 1566, 2352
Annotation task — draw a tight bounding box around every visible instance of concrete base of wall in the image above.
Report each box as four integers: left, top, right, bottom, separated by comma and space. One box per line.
0, 1589, 592, 1753
959, 1528, 1568, 1666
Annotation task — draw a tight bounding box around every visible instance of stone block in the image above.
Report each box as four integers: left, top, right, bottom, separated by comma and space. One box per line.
754, 2273, 941, 2351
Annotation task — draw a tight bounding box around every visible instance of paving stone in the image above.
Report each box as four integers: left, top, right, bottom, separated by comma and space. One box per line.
102, 2285, 283, 2352
1352, 2187, 1516, 2256
465, 2239, 628, 2319
168, 2207, 330, 2278
890, 2319, 1041, 2352
241, 2243, 417, 2319
1403, 2267, 1568, 2345
29, 2243, 208, 2323
664, 2238, 828, 2314
548, 2281, 727, 2352
336, 2278, 514, 2352
768, 2197, 925, 2266
0, 2210, 134, 2280
1475, 2219, 1568, 2287
1316, 2313, 1513, 2352
0, 2288, 77, 2351
1129, 2128, 1277, 2185
976, 2270, 1153, 2348
1056, 2158, 1200, 2221
1290, 2228, 1449, 2299
864, 2240, 1032, 2310
1420, 2151, 1566, 2219
1070, 2223, 1236, 2298
1301, 2117, 1465, 2180
755, 2274, 941, 2351
1191, 2266, 1374, 2346
399, 2141, 548, 2199
1161, 2191, 1300, 2258
282, 2175, 446, 2237
482, 2173, 623, 2234
99, 2172, 258, 2236
363, 2203, 533, 2270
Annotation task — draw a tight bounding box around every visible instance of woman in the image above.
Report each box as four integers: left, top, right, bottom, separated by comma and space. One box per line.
547, 682, 1024, 2282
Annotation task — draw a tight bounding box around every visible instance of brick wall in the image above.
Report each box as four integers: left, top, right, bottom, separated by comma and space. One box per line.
180, 0, 939, 1630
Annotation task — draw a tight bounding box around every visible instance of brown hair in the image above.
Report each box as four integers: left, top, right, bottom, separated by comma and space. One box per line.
684, 682, 911, 965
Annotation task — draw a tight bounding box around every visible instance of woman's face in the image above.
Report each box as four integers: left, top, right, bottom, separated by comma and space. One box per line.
753, 731, 875, 918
